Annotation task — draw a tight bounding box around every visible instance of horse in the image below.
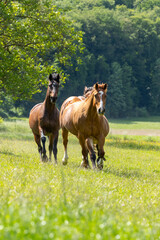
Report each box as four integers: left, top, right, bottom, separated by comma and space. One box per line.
29, 73, 60, 163
59, 83, 109, 170
83, 86, 110, 169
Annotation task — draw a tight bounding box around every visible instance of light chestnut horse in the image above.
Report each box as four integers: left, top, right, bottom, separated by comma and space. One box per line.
60, 83, 109, 169
29, 73, 60, 163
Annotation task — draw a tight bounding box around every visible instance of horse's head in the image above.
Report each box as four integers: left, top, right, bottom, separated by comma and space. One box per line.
83, 86, 94, 98
48, 73, 60, 104
93, 83, 108, 115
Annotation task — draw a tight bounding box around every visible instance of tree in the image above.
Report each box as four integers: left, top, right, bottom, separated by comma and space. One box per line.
0, 0, 83, 99
149, 58, 160, 113
107, 62, 126, 118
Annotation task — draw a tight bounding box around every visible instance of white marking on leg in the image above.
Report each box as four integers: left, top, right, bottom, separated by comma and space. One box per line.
62, 149, 68, 165
40, 130, 45, 138
97, 158, 103, 170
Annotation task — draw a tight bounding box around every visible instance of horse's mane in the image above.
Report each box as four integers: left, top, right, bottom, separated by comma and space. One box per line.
83, 86, 94, 96
83, 86, 95, 100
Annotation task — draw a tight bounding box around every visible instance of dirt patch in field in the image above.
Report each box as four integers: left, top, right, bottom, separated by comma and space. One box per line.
110, 129, 160, 136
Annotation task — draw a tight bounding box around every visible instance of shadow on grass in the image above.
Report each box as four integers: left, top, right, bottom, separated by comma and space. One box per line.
104, 167, 143, 179
0, 135, 33, 141
0, 150, 20, 157
0, 125, 7, 131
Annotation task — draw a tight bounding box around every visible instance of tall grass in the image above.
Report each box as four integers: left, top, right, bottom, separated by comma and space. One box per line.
0, 118, 160, 239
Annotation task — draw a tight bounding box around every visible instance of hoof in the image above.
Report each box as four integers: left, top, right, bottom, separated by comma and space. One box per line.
62, 159, 68, 165
97, 158, 103, 170
81, 161, 90, 169
92, 164, 97, 170
42, 155, 48, 162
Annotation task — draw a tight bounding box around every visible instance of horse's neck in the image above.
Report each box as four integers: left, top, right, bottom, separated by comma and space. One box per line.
43, 93, 55, 113
84, 93, 97, 119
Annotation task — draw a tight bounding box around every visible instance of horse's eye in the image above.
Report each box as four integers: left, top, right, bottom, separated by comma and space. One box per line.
94, 93, 99, 99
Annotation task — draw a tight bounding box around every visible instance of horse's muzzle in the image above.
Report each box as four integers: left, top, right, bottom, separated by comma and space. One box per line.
98, 108, 105, 115
50, 96, 57, 103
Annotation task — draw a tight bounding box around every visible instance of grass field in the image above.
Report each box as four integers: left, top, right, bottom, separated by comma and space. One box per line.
0, 117, 160, 239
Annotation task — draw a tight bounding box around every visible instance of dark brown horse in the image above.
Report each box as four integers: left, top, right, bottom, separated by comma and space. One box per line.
60, 83, 109, 169
29, 73, 60, 163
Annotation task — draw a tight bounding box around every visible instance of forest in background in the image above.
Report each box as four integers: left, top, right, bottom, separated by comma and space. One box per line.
1, 0, 160, 118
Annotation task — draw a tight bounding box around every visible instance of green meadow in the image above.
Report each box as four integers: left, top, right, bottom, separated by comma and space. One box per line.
0, 117, 160, 239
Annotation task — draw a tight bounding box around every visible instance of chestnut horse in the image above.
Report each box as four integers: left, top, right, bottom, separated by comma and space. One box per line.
60, 83, 109, 169
29, 73, 60, 163
83, 86, 109, 169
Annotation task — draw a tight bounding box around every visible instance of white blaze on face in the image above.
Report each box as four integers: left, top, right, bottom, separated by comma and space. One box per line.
99, 91, 104, 110
52, 84, 56, 94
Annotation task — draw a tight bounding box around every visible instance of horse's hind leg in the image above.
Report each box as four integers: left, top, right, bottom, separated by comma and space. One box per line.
86, 138, 96, 169
97, 137, 105, 170
62, 128, 68, 165
79, 134, 90, 168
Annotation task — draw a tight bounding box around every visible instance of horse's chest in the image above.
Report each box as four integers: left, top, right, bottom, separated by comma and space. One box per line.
40, 115, 58, 134
77, 118, 100, 137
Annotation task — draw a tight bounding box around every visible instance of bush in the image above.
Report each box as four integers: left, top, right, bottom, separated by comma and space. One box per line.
0, 109, 9, 119
132, 107, 149, 117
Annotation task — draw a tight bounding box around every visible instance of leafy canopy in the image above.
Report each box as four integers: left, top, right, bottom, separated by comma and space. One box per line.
0, 0, 84, 99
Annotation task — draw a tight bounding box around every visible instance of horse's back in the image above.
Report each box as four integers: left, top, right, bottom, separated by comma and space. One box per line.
29, 103, 42, 134
60, 97, 83, 122
60, 96, 83, 113
60, 96, 84, 135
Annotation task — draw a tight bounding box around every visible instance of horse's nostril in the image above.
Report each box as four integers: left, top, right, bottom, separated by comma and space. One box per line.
98, 108, 105, 115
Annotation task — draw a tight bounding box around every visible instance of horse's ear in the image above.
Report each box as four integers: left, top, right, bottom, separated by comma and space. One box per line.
49, 74, 53, 81
94, 83, 98, 90
49, 73, 60, 83
104, 83, 108, 90
84, 86, 87, 92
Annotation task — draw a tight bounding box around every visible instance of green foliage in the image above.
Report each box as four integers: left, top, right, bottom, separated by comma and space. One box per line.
1, 0, 160, 117
134, 0, 160, 10
0, 118, 160, 239
0, 0, 84, 99
57, 0, 160, 117
0, 93, 24, 118
149, 58, 160, 113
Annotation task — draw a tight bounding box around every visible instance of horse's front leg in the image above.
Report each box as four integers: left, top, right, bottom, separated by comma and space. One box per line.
52, 132, 59, 164
39, 128, 48, 162
86, 138, 96, 169
97, 136, 105, 170
78, 134, 90, 168
49, 134, 53, 162
62, 128, 69, 165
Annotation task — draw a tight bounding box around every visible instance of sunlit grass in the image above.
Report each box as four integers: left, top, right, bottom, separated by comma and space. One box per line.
0, 118, 160, 239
